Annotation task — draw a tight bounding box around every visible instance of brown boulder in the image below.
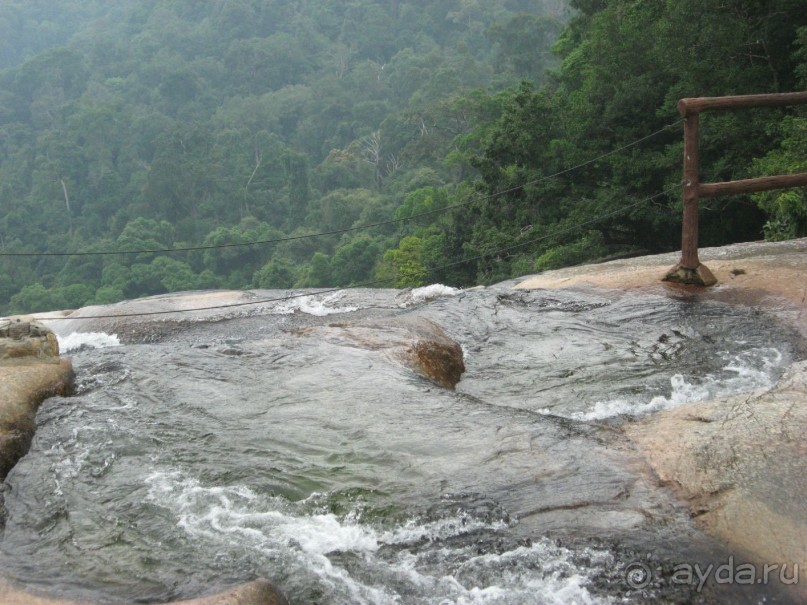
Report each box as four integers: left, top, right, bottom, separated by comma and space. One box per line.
296, 316, 465, 389
0, 317, 60, 360
412, 339, 465, 390
0, 358, 74, 481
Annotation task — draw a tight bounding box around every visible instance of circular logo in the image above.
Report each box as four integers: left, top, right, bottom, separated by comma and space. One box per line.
624, 562, 653, 589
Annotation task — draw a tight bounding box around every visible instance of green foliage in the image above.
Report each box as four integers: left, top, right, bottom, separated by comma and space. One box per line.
0, 2, 122, 70
533, 231, 608, 272
199, 220, 280, 278
395, 187, 450, 230
93, 285, 125, 305
752, 26, 807, 240
330, 235, 385, 286
312, 189, 377, 233
488, 14, 563, 82
117, 218, 175, 256
753, 119, 807, 239
296, 252, 332, 288
253, 257, 297, 289
9, 283, 64, 314
0, 0, 570, 313
448, 0, 806, 287
375, 232, 450, 288
376, 236, 430, 288
8, 281, 94, 314
1, 1, 804, 313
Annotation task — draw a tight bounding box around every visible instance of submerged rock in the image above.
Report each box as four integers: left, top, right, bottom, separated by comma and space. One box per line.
295, 315, 465, 389
412, 339, 465, 390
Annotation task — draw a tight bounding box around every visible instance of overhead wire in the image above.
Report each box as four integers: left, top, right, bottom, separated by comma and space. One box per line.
432, 183, 681, 271
33, 182, 682, 321
0, 121, 682, 258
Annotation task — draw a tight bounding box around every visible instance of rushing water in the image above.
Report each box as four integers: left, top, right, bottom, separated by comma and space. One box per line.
0, 284, 804, 604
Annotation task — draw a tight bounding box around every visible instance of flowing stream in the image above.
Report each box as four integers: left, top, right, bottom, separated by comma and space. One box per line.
0, 283, 803, 604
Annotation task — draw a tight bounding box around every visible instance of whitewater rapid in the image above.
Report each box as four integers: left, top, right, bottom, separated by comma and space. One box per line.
3, 283, 802, 604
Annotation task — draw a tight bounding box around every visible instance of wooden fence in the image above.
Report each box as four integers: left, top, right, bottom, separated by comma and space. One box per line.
663, 91, 807, 286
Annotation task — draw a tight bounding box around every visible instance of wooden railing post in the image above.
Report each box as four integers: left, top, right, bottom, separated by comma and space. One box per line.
663, 91, 807, 287
663, 105, 717, 286
680, 111, 702, 270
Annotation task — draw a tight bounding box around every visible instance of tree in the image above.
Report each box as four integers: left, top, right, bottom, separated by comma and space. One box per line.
5, 0, 802, 309
9, 283, 64, 314
312, 189, 378, 232
116, 218, 176, 263
296, 251, 332, 287
488, 14, 562, 82
199, 220, 280, 280
253, 256, 297, 289
330, 234, 384, 285
752, 25, 807, 240
283, 150, 311, 229
376, 235, 429, 287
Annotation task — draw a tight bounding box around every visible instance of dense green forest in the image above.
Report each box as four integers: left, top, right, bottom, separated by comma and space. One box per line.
0, 0, 805, 314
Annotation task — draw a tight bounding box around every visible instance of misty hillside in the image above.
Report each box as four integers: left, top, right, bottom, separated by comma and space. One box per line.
0, 1, 128, 69
0, 0, 805, 314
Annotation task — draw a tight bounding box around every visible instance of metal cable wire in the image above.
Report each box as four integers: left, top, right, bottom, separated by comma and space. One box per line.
433, 184, 681, 271
33, 183, 681, 321
0, 121, 682, 258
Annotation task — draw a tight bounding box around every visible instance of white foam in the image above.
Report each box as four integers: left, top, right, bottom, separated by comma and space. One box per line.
58, 332, 121, 353
273, 292, 359, 316
403, 284, 462, 307
412, 284, 461, 301
379, 513, 510, 546
144, 470, 613, 605
551, 347, 784, 421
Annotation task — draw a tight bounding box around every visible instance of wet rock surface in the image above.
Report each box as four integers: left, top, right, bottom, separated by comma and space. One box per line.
625, 361, 807, 601
0, 328, 286, 603
517, 237, 807, 602
516, 238, 807, 333
0, 317, 73, 482
0, 317, 60, 359
1, 241, 804, 604
294, 315, 466, 389
37, 290, 273, 345
0, 360, 75, 481
0, 319, 76, 605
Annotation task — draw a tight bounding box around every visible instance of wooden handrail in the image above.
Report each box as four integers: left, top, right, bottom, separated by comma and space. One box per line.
678, 91, 807, 115
663, 91, 807, 287
699, 173, 807, 199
